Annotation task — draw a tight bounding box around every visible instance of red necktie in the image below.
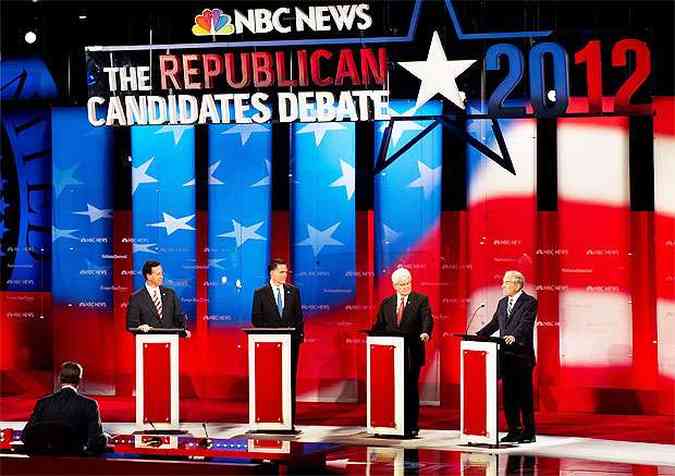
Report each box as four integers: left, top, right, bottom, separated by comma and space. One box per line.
396, 297, 405, 326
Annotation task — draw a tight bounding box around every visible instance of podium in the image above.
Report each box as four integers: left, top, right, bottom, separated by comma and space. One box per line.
366, 331, 406, 436
131, 328, 186, 431
243, 328, 295, 433
455, 334, 502, 446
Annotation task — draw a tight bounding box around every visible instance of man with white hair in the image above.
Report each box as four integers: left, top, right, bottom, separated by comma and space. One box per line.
477, 270, 538, 443
371, 266, 433, 438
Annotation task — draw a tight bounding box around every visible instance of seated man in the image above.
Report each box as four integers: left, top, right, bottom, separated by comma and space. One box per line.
22, 361, 107, 455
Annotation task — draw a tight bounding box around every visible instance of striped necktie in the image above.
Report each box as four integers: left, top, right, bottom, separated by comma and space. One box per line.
507, 297, 514, 318
152, 289, 163, 320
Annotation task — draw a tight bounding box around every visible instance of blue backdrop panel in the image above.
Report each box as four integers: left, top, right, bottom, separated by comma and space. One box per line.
206, 122, 272, 325
51, 107, 113, 303
131, 125, 196, 321
292, 121, 356, 312
1, 109, 52, 291
374, 100, 443, 272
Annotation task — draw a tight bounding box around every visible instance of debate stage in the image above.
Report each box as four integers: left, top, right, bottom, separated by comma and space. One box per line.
2, 420, 674, 475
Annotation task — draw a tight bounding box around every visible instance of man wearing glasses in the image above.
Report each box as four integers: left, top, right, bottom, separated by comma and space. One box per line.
477, 270, 538, 443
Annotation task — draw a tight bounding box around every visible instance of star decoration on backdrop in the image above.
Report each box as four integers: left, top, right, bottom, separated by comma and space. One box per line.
297, 222, 344, 257
296, 122, 346, 146
251, 160, 271, 188
73, 203, 113, 223
0, 197, 10, 215
132, 242, 158, 254
217, 219, 266, 248
208, 258, 226, 270
408, 161, 442, 200
398, 31, 477, 110
52, 226, 79, 242
382, 224, 402, 245
329, 160, 355, 200
379, 105, 424, 147
54, 163, 83, 197
147, 212, 196, 236
0, 219, 8, 237
221, 123, 270, 145
132, 157, 159, 194
155, 125, 191, 145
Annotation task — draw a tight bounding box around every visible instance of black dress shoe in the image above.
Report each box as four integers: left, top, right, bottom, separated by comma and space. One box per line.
500, 432, 522, 443
518, 433, 536, 443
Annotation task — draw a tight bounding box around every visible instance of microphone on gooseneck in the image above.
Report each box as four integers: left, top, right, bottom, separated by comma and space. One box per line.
466, 303, 486, 334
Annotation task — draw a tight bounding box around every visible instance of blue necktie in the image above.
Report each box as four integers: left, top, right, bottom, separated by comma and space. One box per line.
275, 287, 283, 316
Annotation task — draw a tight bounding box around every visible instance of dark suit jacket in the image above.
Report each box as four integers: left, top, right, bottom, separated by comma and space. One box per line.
371, 292, 434, 367
126, 285, 186, 330
251, 283, 304, 342
22, 387, 107, 454
477, 292, 538, 367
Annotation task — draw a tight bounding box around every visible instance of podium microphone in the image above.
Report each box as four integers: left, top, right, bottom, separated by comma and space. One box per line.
201, 422, 212, 449
466, 303, 486, 334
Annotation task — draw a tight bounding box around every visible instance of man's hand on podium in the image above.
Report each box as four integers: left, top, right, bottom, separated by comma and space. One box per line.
420, 333, 430, 342
504, 335, 515, 345
138, 324, 152, 332
184, 329, 192, 338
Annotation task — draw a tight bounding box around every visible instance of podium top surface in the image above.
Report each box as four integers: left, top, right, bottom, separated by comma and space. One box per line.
453, 333, 503, 344
242, 327, 296, 334
129, 328, 187, 337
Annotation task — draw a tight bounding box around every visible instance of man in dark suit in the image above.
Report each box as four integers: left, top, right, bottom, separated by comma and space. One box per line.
371, 267, 433, 438
251, 258, 304, 423
477, 270, 537, 443
22, 362, 107, 455
127, 260, 190, 337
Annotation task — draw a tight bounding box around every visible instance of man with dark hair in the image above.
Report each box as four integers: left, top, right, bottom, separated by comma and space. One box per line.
22, 362, 107, 455
127, 260, 190, 336
251, 258, 304, 423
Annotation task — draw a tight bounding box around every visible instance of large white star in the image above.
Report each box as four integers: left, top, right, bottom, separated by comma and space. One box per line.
147, 212, 196, 236
382, 224, 402, 245
408, 161, 442, 200
155, 125, 192, 145
251, 160, 272, 188
221, 123, 270, 145
52, 226, 79, 242
132, 157, 159, 194
73, 203, 113, 223
133, 242, 158, 254
330, 160, 355, 200
297, 222, 344, 257
217, 219, 266, 248
54, 163, 83, 197
398, 31, 477, 110
296, 122, 346, 146
379, 105, 424, 146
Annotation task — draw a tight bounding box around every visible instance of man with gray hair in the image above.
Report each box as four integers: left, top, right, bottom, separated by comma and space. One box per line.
477, 270, 538, 443
371, 266, 433, 437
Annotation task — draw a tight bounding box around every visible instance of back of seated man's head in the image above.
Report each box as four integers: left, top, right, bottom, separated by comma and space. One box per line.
59, 361, 83, 388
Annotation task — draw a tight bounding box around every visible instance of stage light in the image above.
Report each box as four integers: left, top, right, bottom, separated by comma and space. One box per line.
24, 31, 37, 44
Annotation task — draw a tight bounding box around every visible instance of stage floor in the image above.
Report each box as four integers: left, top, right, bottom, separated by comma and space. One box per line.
2, 421, 675, 474
2, 398, 674, 445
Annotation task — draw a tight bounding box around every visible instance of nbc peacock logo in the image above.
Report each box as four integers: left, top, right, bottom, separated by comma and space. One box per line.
192, 8, 235, 36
